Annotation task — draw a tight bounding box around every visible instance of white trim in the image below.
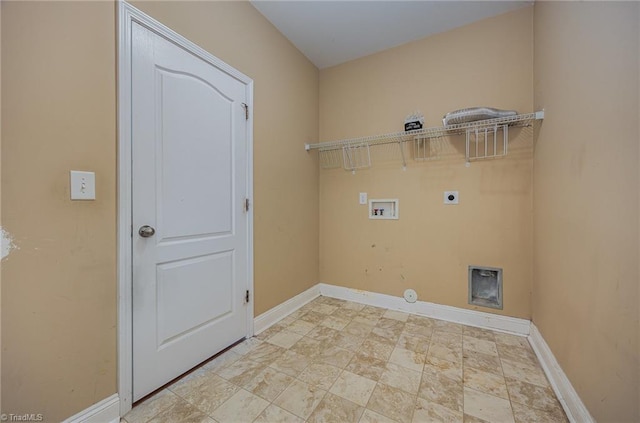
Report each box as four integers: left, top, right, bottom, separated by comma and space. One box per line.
254, 284, 321, 334
117, 1, 134, 413
245, 82, 255, 339
528, 324, 595, 423
318, 283, 530, 335
62, 394, 120, 423
117, 1, 254, 415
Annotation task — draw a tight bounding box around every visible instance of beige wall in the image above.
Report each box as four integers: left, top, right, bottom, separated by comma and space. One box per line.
2, 2, 117, 421
319, 7, 534, 319
1, 1, 318, 421
533, 2, 639, 421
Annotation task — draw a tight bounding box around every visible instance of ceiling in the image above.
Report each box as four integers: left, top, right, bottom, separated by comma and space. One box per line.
251, 1, 532, 69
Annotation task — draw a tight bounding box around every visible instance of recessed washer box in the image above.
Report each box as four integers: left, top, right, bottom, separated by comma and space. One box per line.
369, 199, 399, 220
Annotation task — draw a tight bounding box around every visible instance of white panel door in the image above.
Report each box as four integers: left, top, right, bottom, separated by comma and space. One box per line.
131, 22, 250, 401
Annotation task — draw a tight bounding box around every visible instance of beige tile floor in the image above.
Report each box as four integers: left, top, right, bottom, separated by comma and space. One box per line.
123, 296, 568, 423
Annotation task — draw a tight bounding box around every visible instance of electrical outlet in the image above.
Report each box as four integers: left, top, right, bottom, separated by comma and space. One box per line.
444, 191, 458, 205
359, 192, 367, 205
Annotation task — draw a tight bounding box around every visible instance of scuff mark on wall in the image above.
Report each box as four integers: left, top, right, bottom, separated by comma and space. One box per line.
1, 227, 18, 259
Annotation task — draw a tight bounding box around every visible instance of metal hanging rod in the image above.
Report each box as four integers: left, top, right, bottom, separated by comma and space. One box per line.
305, 111, 544, 152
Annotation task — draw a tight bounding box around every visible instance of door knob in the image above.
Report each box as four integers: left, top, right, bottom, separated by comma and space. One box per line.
138, 225, 156, 238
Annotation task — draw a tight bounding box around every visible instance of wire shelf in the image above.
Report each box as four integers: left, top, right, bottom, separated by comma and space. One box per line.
342, 143, 371, 171
306, 111, 544, 165
319, 149, 342, 169
465, 124, 509, 162
414, 136, 447, 161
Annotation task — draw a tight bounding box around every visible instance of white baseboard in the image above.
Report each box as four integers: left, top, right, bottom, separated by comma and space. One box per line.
528, 324, 594, 423
318, 283, 530, 336
62, 394, 120, 423
254, 284, 320, 334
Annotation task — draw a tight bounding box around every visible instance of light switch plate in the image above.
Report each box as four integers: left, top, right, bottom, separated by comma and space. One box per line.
70, 171, 96, 200
359, 192, 367, 205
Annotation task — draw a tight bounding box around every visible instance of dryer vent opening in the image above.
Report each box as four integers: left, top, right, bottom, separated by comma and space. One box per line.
468, 266, 503, 310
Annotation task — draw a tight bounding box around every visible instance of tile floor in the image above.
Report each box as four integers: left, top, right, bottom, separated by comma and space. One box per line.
123, 296, 568, 423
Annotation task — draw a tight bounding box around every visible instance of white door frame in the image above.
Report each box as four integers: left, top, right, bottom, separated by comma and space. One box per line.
117, 1, 254, 415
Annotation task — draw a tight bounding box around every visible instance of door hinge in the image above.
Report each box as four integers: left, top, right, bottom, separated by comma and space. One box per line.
244, 198, 250, 212
245, 290, 250, 304
241, 102, 249, 120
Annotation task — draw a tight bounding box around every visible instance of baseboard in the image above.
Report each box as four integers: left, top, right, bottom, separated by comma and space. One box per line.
528, 324, 594, 423
62, 394, 120, 423
254, 284, 321, 334
318, 283, 530, 336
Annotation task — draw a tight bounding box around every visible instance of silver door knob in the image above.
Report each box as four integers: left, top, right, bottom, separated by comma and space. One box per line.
138, 225, 156, 237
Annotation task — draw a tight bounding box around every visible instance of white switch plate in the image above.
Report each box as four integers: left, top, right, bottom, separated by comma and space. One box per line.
444, 191, 459, 204
359, 192, 367, 205
70, 171, 96, 200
